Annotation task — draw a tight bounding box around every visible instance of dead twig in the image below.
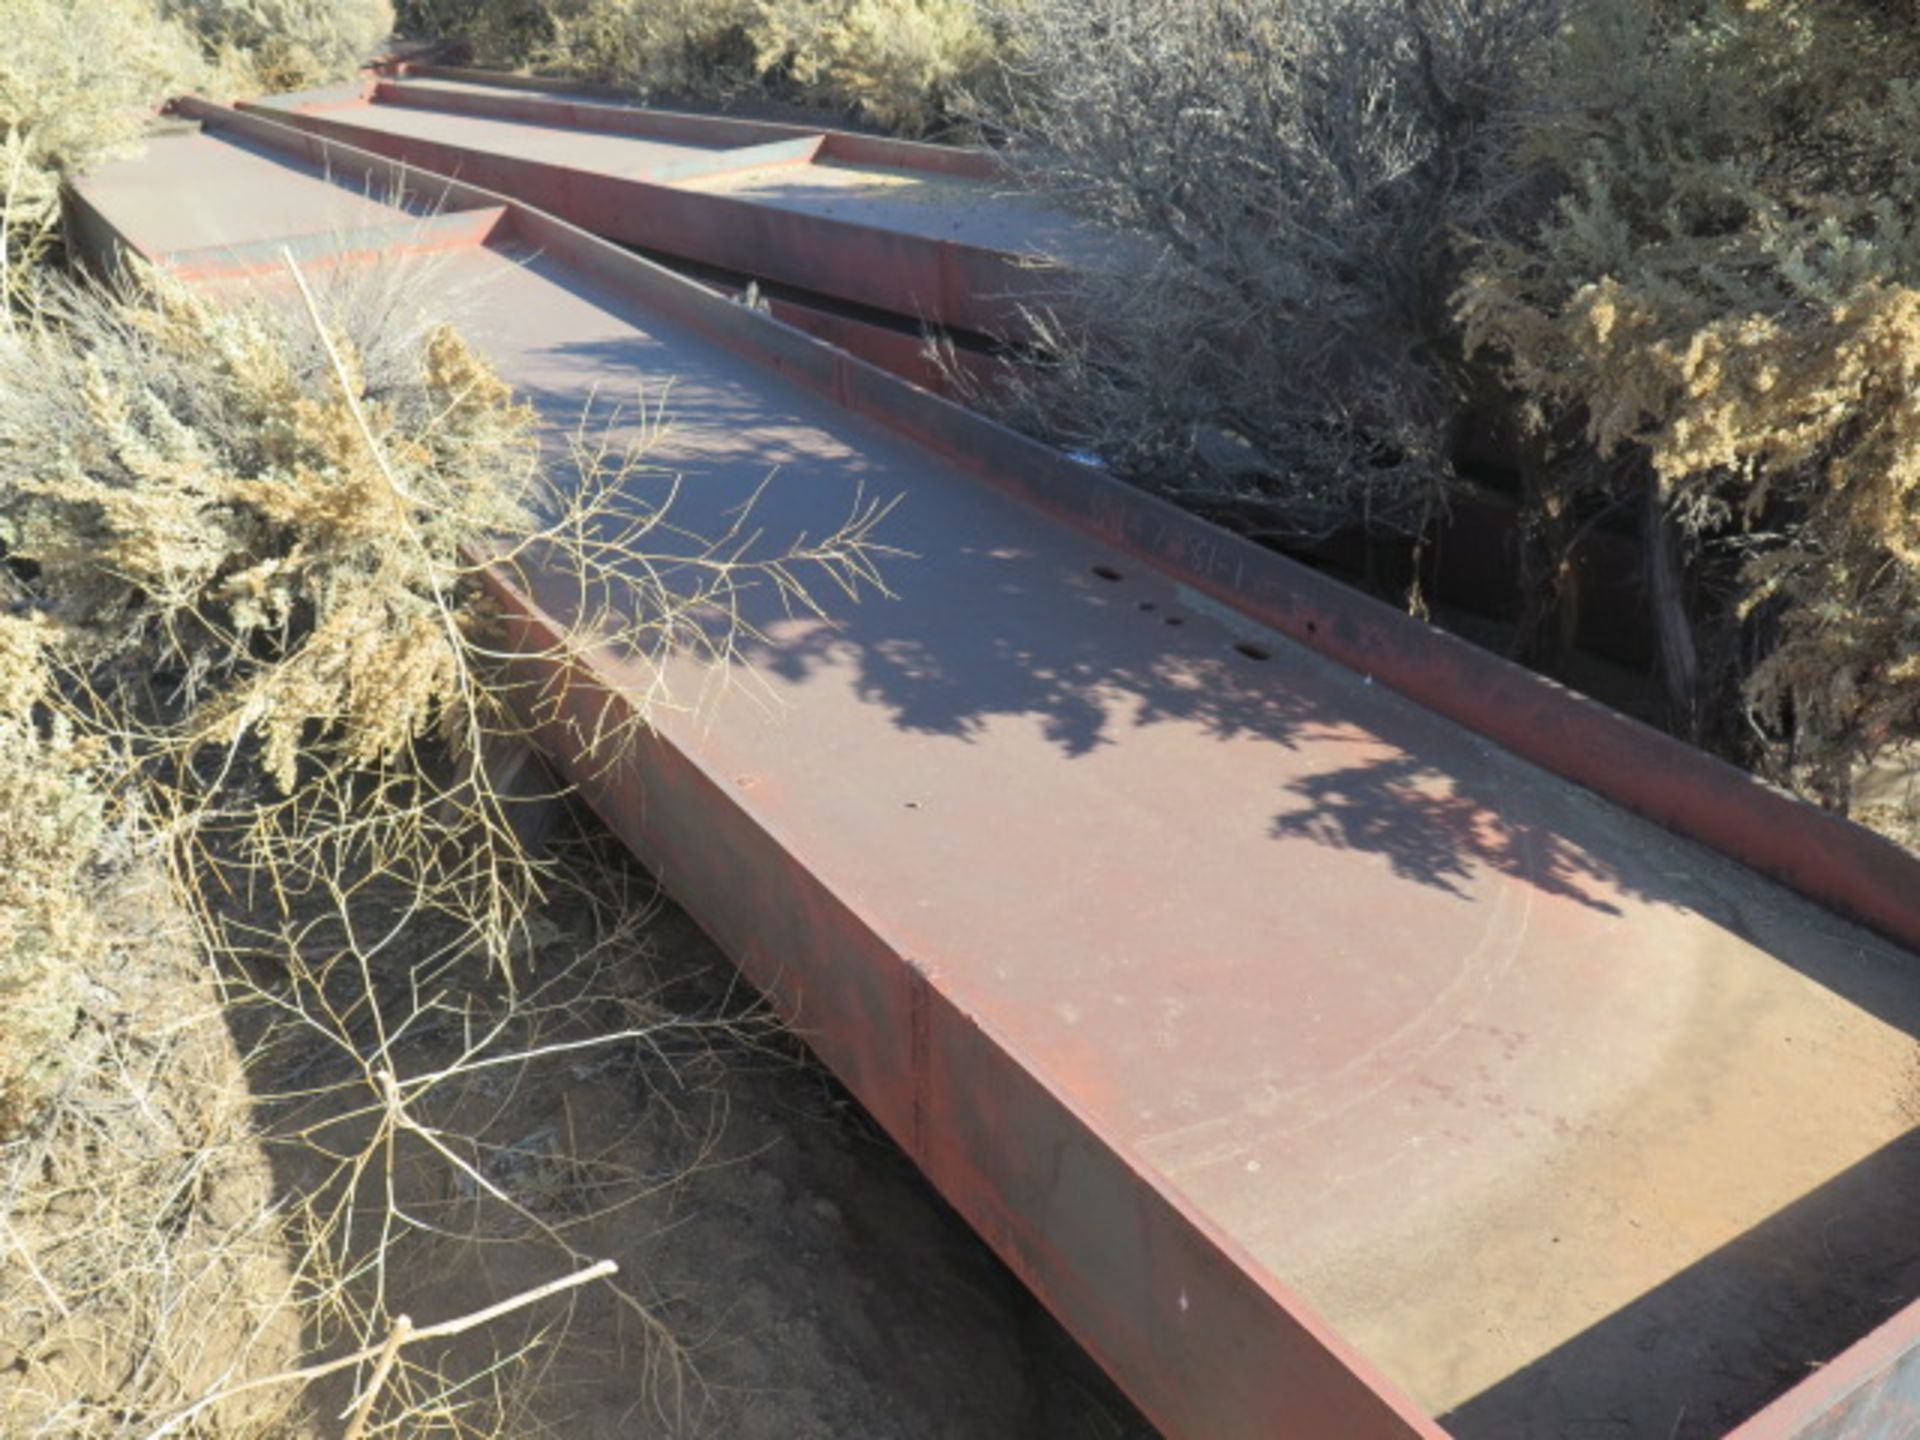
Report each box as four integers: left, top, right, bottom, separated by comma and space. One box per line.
140, 1258, 618, 1440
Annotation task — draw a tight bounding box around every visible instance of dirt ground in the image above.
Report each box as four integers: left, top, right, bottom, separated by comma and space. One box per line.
248, 823, 1161, 1440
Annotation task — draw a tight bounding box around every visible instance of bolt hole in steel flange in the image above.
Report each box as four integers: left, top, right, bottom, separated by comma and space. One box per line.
1091, 565, 1124, 582
1137, 601, 1157, 612
1234, 642, 1272, 662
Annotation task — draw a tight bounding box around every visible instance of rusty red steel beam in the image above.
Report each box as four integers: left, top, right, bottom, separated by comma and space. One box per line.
154, 204, 508, 281
380, 63, 1007, 180
207, 85, 1920, 949
235, 72, 1077, 340
245, 74, 1666, 664
66, 101, 1440, 1440
1730, 1296, 1920, 1440
66, 100, 1920, 1440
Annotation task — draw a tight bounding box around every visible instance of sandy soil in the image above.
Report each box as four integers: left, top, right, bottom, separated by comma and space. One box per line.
252, 828, 1161, 1440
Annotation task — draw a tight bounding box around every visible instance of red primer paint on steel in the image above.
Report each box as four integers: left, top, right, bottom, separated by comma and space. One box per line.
156, 205, 509, 280
387, 63, 1008, 179
182, 93, 1920, 956
1729, 1298, 1920, 1440
84, 105, 1448, 1439
762, 340, 1920, 957
482, 570, 1448, 1440
75, 104, 1920, 1440
235, 98, 1040, 337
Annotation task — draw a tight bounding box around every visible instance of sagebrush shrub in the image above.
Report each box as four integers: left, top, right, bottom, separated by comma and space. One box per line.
0, 260, 553, 961
1, 254, 892, 963
401, 0, 758, 95
753, 0, 995, 134
399, 0, 996, 132
0, 0, 203, 313
0, 710, 109, 1136
975, 0, 1562, 540
1458, 0, 1920, 800
0, 265, 537, 793
163, 0, 396, 87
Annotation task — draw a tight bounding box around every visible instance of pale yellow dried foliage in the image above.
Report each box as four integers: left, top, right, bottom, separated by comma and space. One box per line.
0, 720, 107, 1136
403, 0, 997, 133
0, 0, 204, 313
0, 250, 893, 1436
163, 0, 396, 89
2, 253, 892, 974
438, 0, 761, 95
4, 274, 536, 798
1, 0, 391, 317
0, 856, 305, 1439
751, 0, 995, 134
0, 612, 51, 719
1458, 0, 1920, 805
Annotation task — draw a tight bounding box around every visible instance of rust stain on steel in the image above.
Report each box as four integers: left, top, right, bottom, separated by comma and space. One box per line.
68, 100, 1920, 1440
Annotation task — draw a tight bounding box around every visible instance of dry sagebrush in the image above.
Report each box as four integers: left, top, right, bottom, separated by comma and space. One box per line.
160, 0, 396, 90
398, 0, 998, 135
751, 0, 997, 135
0, 261, 547, 966
0, 255, 891, 968
2, 0, 393, 323
974, 0, 1562, 542
1458, 0, 1920, 802
0, 0, 203, 317
0, 853, 307, 1440
0, 710, 110, 1136
0, 253, 892, 1435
